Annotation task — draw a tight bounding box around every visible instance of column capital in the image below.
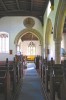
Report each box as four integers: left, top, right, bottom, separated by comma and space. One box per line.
54, 39, 62, 43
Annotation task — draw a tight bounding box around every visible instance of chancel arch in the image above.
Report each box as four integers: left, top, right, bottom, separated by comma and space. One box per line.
14, 28, 43, 56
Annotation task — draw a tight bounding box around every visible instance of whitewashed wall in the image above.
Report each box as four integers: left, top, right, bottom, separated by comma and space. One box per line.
62, 33, 66, 50
0, 16, 42, 61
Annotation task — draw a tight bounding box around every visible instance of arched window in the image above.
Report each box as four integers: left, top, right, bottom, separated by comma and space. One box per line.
0, 32, 9, 53
28, 41, 36, 55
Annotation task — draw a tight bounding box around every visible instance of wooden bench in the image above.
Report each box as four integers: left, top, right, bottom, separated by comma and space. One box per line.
60, 60, 66, 100
50, 64, 63, 100
44, 58, 55, 92
0, 56, 24, 100
0, 70, 6, 93
0, 58, 11, 100
41, 59, 45, 83
0, 58, 17, 100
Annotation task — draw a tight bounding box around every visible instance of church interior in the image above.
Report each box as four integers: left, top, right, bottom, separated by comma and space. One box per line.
0, 0, 66, 100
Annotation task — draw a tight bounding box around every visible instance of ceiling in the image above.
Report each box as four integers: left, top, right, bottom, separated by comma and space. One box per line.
0, 0, 54, 41
0, 0, 54, 21
0, 0, 66, 40
21, 33, 38, 41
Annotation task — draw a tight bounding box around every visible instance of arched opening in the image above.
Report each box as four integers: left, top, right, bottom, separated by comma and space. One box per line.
14, 28, 43, 61
54, 0, 66, 62
45, 18, 54, 60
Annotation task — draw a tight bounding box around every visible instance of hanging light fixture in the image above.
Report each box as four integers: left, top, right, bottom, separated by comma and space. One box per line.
28, 41, 35, 47
28, 34, 35, 47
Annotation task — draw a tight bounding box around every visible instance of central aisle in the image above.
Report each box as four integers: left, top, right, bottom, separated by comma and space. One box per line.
15, 63, 44, 100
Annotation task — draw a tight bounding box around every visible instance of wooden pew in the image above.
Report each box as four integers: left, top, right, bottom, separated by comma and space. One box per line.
44, 58, 54, 92
50, 64, 63, 100
7, 57, 23, 92
0, 60, 16, 92
41, 58, 66, 100
60, 60, 66, 100
0, 58, 18, 100
39, 57, 42, 78
9, 57, 23, 99
16, 62, 21, 83
0, 58, 11, 100
41, 59, 45, 83
9, 60, 16, 92
15, 55, 23, 83
0, 70, 6, 93
0, 57, 23, 100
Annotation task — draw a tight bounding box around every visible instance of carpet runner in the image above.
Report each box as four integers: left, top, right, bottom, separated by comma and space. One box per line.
15, 63, 44, 100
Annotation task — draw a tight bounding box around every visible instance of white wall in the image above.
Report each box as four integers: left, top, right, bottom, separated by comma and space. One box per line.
0, 16, 42, 61
61, 33, 66, 60
0, 53, 14, 61
61, 33, 66, 51
63, 33, 66, 50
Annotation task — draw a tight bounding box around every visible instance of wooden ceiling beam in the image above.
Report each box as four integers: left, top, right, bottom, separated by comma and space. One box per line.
16, 0, 20, 10
0, 0, 7, 11
31, 0, 33, 11
0, 10, 43, 16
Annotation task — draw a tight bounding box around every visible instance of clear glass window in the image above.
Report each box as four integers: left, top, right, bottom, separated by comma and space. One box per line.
28, 42, 36, 55
0, 32, 9, 53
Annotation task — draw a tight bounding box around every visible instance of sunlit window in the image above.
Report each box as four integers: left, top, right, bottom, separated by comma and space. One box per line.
17, 45, 20, 52
0, 32, 9, 53
28, 41, 36, 55
16, 45, 21, 55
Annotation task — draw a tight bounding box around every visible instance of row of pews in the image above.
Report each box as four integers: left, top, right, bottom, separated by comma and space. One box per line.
38, 57, 66, 100
0, 56, 24, 100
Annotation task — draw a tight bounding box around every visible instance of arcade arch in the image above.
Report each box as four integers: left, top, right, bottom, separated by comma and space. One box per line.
45, 18, 54, 60
54, 0, 66, 63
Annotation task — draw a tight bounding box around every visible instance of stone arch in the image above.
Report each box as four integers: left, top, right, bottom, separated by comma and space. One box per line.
14, 28, 43, 46
45, 18, 52, 58
54, 0, 66, 41
53, 0, 66, 63
45, 18, 52, 46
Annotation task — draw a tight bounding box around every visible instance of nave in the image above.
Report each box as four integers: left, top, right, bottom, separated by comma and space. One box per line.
13, 63, 44, 100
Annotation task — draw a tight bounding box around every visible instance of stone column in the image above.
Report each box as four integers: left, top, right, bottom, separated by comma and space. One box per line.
55, 40, 61, 64
45, 44, 48, 59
